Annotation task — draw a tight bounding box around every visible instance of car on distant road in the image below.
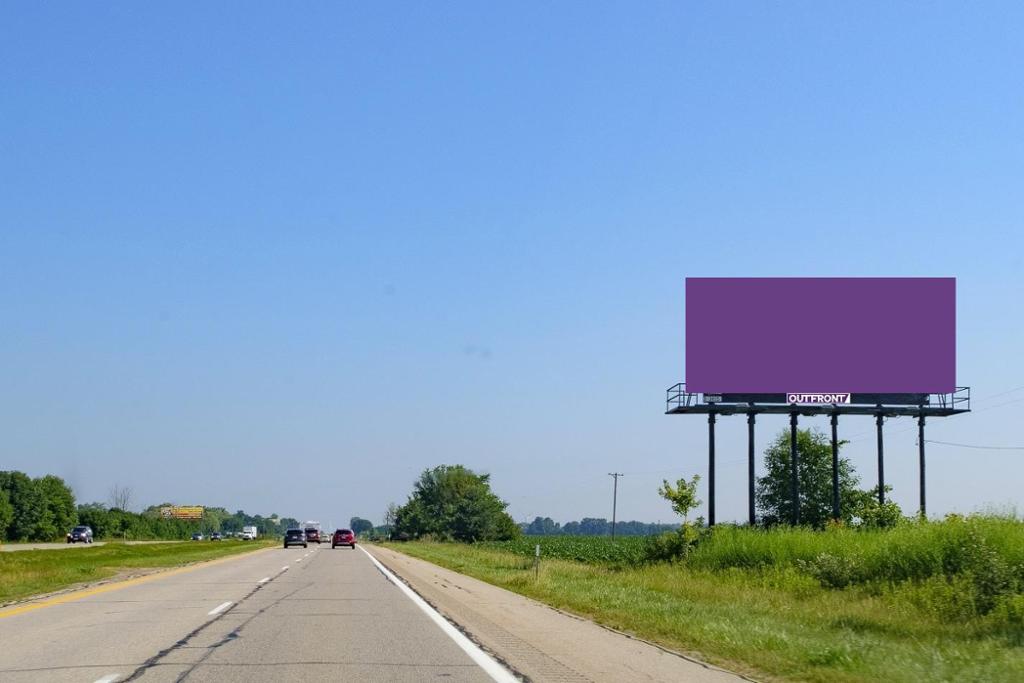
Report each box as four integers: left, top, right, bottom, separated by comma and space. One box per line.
191, 532, 204, 541
210, 532, 222, 541
331, 529, 356, 549
66, 526, 93, 544
284, 528, 307, 548
304, 527, 321, 544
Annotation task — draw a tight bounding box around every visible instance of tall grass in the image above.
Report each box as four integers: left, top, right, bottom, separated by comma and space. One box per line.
688, 514, 1024, 581
483, 515, 1024, 620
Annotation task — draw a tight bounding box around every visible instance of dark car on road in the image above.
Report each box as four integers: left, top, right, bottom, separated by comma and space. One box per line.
332, 529, 356, 549
191, 532, 204, 541
304, 528, 321, 544
284, 528, 308, 548
66, 526, 93, 544
210, 532, 222, 541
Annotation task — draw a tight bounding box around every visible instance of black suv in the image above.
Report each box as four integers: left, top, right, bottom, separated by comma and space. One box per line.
284, 528, 307, 548
67, 526, 93, 544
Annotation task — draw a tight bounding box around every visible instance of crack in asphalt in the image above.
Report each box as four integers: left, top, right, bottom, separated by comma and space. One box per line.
120, 562, 309, 682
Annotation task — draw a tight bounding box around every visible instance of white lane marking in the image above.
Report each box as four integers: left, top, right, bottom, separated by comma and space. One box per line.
93, 675, 122, 683
359, 546, 518, 683
258, 577, 270, 584
207, 601, 233, 616
282, 566, 289, 571
295, 558, 302, 562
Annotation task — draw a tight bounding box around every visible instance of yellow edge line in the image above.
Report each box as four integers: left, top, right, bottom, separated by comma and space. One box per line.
0, 546, 273, 619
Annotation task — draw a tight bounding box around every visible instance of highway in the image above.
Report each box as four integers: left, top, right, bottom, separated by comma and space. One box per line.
0, 544, 509, 682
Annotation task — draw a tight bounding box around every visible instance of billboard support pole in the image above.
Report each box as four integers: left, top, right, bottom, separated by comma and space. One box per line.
789, 412, 800, 525
831, 413, 840, 521
876, 413, 885, 505
918, 415, 926, 518
747, 411, 756, 526
708, 413, 716, 527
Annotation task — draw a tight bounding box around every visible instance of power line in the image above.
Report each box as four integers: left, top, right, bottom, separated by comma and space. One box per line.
843, 395, 1024, 444
924, 439, 1024, 451
975, 385, 1024, 402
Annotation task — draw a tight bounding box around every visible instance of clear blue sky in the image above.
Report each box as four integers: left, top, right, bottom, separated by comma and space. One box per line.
2, 3, 1023, 527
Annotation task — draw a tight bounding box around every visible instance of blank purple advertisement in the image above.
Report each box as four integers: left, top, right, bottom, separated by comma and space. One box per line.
685, 278, 956, 394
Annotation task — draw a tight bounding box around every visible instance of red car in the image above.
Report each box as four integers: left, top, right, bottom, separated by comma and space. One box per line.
332, 529, 356, 549
304, 528, 321, 544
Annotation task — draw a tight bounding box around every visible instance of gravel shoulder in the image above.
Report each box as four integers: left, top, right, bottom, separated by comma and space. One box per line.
367, 544, 749, 683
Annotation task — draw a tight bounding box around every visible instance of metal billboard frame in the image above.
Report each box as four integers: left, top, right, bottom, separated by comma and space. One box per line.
664, 384, 971, 526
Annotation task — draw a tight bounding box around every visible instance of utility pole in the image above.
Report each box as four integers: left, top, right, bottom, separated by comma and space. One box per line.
608, 472, 623, 539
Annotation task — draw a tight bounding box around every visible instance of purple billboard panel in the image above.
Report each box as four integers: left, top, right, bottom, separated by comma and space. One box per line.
685, 278, 956, 394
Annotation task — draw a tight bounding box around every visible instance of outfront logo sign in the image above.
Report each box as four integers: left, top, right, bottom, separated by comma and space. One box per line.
787, 393, 851, 405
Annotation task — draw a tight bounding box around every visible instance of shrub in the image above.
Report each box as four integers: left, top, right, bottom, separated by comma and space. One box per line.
798, 552, 864, 589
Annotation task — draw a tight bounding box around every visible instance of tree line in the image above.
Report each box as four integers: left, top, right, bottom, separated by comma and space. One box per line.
381, 427, 905, 550
0, 470, 298, 542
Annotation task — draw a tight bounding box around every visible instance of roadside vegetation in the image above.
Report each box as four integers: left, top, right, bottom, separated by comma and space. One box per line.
0, 538, 277, 606
382, 433, 1024, 682
395, 517, 1024, 683
390, 465, 520, 542
0, 469, 298, 542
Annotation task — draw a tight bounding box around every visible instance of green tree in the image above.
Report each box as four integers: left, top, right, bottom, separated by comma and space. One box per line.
202, 507, 230, 533
848, 486, 905, 528
658, 475, 702, 522
350, 517, 374, 534
393, 465, 520, 542
647, 474, 704, 562
76, 502, 111, 537
0, 471, 52, 540
525, 516, 560, 535
36, 475, 77, 538
0, 489, 13, 541
756, 428, 863, 527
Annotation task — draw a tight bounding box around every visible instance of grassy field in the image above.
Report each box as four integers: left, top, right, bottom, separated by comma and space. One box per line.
390, 517, 1024, 683
0, 539, 276, 605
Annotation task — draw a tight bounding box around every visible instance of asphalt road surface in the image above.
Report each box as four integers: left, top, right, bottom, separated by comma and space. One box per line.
0, 544, 509, 682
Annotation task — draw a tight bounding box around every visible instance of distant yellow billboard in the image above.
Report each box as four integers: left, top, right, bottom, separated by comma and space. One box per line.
160, 506, 204, 520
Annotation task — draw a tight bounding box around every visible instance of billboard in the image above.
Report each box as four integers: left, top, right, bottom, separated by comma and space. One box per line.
685, 277, 955, 395
160, 506, 204, 520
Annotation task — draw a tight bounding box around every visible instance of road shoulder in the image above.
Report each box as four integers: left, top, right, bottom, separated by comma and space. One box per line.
367, 544, 750, 683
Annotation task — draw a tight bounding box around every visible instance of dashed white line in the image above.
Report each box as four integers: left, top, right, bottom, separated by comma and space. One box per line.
282, 566, 289, 571
258, 577, 270, 584
93, 675, 122, 683
295, 558, 302, 562
207, 601, 233, 616
359, 546, 518, 683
